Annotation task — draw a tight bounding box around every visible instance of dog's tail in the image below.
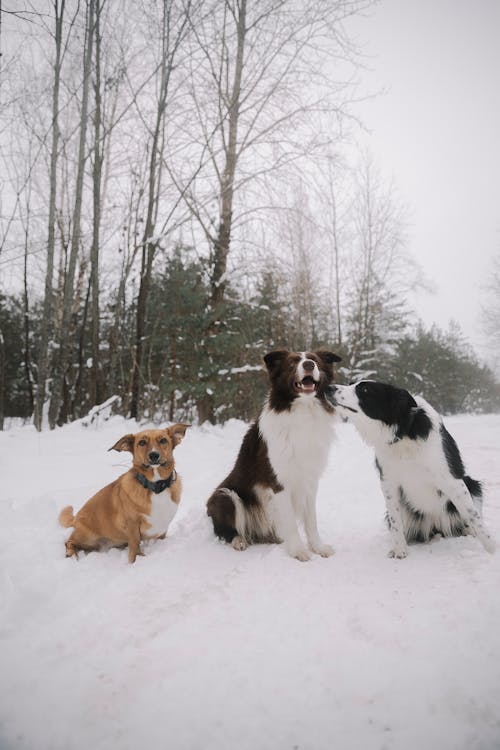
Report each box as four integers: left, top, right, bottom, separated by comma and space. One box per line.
58, 506, 75, 528
464, 475, 483, 499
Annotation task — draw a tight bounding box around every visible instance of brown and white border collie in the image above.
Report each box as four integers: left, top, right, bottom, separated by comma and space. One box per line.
207, 349, 341, 561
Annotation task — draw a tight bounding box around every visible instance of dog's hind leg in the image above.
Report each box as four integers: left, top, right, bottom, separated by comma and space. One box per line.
65, 538, 80, 559
64, 527, 101, 559
441, 479, 495, 553
207, 489, 246, 549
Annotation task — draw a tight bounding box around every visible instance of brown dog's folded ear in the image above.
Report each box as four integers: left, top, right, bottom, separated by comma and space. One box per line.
315, 350, 342, 364
263, 349, 289, 372
108, 434, 135, 453
168, 423, 190, 446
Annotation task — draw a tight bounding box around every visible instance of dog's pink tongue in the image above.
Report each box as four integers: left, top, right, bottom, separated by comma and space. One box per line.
302, 381, 316, 392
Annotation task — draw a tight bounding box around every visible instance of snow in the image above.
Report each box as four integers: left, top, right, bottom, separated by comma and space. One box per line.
217, 364, 264, 375
1, 413, 500, 750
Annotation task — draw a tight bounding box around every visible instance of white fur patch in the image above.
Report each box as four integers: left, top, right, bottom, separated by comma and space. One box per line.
259, 395, 335, 558
259, 395, 335, 493
142, 469, 178, 538
220, 487, 276, 542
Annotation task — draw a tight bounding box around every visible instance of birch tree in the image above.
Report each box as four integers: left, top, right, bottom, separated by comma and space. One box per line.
185, 0, 370, 309
34, 0, 67, 430
48, 0, 95, 427
129, 0, 195, 420
179, 0, 370, 420
481, 251, 500, 367
344, 155, 414, 379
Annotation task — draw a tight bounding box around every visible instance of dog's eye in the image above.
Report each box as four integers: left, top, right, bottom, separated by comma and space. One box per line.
159, 437, 168, 444
137, 439, 147, 447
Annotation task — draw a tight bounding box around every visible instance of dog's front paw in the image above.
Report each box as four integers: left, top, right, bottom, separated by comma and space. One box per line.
311, 543, 335, 558
289, 547, 311, 562
128, 548, 145, 563
294, 549, 312, 562
388, 546, 408, 559
231, 535, 248, 551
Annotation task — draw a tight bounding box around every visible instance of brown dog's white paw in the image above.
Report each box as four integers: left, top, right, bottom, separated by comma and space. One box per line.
311, 543, 335, 558
293, 548, 312, 562
231, 535, 248, 551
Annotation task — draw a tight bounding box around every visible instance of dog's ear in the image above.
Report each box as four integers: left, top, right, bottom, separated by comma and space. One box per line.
108, 434, 135, 453
263, 349, 289, 372
314, 350, 342, 365
168, 423, 190, 446
393, 391, 418, 440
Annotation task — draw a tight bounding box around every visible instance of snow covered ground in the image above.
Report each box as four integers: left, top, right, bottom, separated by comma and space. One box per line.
1, 411, 500, 750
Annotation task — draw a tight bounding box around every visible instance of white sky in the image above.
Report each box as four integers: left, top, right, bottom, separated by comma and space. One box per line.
346, 0, 500, 356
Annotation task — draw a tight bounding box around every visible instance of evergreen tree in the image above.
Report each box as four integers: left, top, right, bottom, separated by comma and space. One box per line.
0, 294, 34, 425
387, 323, 500, 414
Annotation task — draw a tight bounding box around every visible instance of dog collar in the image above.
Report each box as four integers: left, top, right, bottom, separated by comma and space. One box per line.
135, 470, 176, 494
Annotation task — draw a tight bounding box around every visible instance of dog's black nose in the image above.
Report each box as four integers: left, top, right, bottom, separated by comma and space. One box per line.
303, 359, 315, 372
149, 451, 160, 464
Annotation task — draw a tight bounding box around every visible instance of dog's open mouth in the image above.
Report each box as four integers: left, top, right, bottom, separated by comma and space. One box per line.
327, 391, 359, 413
337, 403, 358, 413
295, 375, 317, 394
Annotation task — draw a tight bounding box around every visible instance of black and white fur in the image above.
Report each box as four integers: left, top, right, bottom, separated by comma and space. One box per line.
328, 380, 495, 558
207, 350, 341, 561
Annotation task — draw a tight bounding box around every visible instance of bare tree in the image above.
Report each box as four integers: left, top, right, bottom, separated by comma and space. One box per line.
316, 154, 349, 347
481, 251, 500, 366
175, 0, 370, 420
49, 0, 95, 428
129, 0, 193, 420
89, 0, 104, 407
34, 0, 66, 431
182, 0, 369, 296
344, 154, 415, 378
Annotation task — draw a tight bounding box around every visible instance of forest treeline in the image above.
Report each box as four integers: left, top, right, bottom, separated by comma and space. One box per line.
1, 0, 499, 429
1, 248, 499, 426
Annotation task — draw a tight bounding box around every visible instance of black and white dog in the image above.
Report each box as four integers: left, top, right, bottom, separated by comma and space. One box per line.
327, 381, 495, 558
207, 349, 341, 561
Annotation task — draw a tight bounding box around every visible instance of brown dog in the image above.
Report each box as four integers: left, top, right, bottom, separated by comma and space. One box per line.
59, 424, 189, 562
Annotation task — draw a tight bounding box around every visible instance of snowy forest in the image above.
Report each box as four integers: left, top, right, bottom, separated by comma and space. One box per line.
1, 0, 499, 429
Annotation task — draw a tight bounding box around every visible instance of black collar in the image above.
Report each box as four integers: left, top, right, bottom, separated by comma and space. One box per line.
135, 470, 176, 494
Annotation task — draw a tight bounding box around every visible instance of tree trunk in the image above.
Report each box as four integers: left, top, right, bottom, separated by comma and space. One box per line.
0, 330, 4, 431
23, 205, 34, 416
90, 0, 102, 408
209, 0, 246, 310
130, 0, 174, 419
71, 274, 92, 419
196, 0, 246, 425
49, 0, 94, 427
35, 0, 65, 431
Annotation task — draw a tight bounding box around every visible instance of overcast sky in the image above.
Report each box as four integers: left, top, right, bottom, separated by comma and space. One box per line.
346, 0, 500, 356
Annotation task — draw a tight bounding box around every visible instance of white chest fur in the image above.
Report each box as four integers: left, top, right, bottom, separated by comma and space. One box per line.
259, 397, 335, 489
142, 469, 178, 538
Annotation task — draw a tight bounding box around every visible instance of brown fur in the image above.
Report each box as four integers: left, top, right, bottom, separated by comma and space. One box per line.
59, 424, 189, 563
